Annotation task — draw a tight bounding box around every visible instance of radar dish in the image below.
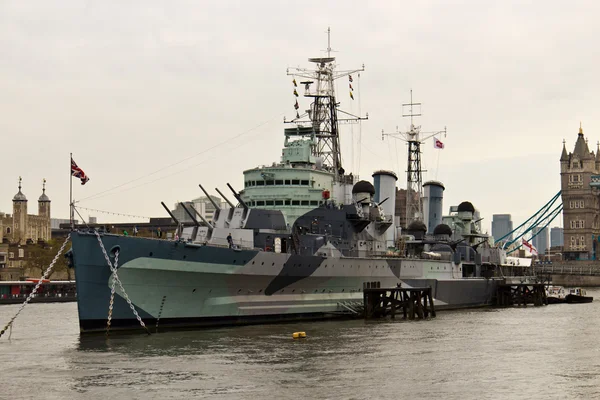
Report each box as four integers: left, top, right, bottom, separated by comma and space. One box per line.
308, 57, 335, 64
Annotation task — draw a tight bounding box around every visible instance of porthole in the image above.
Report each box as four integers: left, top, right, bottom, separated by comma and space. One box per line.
272, 262, 275, 266
252, 261, 255, 265
183, 255, 187, 260
149, 252, 153, 257
192, 288, 196, 293
261, 262, 265, 265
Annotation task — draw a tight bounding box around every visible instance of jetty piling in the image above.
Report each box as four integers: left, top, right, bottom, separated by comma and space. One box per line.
363, 287, 436, 320
495, 283, 547, 307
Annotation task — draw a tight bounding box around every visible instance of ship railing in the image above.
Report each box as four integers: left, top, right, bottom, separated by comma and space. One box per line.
533, 263, 600, 276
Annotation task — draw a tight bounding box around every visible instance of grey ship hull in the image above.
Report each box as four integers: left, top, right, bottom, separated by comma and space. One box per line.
72, 232, 500, 333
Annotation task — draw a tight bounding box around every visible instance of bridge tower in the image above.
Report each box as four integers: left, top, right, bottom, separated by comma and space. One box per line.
560, 123, 600, 260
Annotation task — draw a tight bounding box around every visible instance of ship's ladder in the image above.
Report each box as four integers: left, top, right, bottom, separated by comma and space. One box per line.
336, 301, 364, 316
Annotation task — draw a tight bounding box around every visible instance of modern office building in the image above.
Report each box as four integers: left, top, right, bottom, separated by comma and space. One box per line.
532, 226, 549, 254
550, 227, 564, 247
492, 214, 513, 243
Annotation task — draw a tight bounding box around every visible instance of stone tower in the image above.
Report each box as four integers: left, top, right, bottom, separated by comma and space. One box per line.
560, 123, 600, 260
38, 179, 51, 241
12, 177, 28, 244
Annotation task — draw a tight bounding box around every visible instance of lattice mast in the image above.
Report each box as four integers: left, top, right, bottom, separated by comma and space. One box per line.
286, 28, 366, 180
404, 92, 424, 223
382, 91, 446, 225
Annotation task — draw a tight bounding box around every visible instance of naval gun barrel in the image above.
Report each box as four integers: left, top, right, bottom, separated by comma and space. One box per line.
189, 203, 213, 228
161, 201, 182, 237
179, 202, 201, 227
215, 188, 235, 208
377, 197, 389, 207
226, 183, 248, 210
198, 184, 220, 211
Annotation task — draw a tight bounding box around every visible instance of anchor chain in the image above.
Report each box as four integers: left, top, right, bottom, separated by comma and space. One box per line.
93, 231, 150, 335
106, 250, 118, 336
0, 234, 71, 339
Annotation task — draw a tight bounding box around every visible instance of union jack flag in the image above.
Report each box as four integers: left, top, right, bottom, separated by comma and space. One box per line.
71, 158, 89, 185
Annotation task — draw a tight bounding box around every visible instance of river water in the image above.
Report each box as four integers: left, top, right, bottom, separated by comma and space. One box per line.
1, 291, 599, 400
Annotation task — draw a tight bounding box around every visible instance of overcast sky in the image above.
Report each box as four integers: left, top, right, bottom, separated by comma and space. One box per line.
2, 0, 598, 233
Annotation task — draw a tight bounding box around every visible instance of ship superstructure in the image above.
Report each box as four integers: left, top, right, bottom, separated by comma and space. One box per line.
240, 40, 366, 226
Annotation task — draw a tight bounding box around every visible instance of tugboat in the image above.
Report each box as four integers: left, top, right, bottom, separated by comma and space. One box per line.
565, 288, 593, 303
545, 285, 567, 304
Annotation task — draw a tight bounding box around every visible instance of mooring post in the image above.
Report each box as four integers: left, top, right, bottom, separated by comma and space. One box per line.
428, 289, 436, 317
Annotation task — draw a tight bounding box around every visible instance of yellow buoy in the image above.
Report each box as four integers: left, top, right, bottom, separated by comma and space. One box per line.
292, 331, 307, 339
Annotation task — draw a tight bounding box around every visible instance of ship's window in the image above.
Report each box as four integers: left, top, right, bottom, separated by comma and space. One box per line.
245, 181, 249, 187
292, 179, 300, 185
310, 201, 319, 206
275, 200, 283, 205
285, 200, 291, 205
266, 200, 274, 206
301, 201, 309, 206
266, 180, 274, 186
256, 201, 265, 206
285, 180, 291, 185
301, 180, 309, 185
256, 181, 265, 186
292, 200, 300, 205
275, 180, 283, 185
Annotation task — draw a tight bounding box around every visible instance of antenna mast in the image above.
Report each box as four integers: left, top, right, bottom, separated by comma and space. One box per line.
286, 28, 367, 180
382, 90, 446, 226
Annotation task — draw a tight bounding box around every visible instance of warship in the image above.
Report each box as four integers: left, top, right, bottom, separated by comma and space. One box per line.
69, 46, 512, 334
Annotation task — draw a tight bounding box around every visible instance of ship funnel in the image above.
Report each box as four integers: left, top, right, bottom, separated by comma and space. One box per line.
423, 181, 445, 234
373, 170, 398, 247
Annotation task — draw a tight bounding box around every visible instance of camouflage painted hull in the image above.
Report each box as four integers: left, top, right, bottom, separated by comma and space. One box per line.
72, 232, 500, 333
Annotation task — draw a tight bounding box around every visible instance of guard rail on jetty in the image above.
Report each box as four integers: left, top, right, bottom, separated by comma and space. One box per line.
363, 287, 436, 320
533, 263, 600, 286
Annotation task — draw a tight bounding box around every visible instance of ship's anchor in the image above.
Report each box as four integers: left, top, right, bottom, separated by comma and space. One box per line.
0, 234, 72, 339
93, 231, 150, 336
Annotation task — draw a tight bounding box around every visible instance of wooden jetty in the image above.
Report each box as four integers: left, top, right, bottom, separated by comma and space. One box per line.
495, 283, 547, 307
363, 287, 436, 320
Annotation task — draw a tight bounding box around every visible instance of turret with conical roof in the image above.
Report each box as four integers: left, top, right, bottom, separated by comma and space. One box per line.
12, 177, 28, 243
573, 123, 593, 160
37, 179, 51, 240
12, 176, 27, 202
560, 139, 569, 161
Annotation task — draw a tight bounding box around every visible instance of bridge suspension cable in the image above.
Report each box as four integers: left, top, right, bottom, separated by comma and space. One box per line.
496, 190, 562, 253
